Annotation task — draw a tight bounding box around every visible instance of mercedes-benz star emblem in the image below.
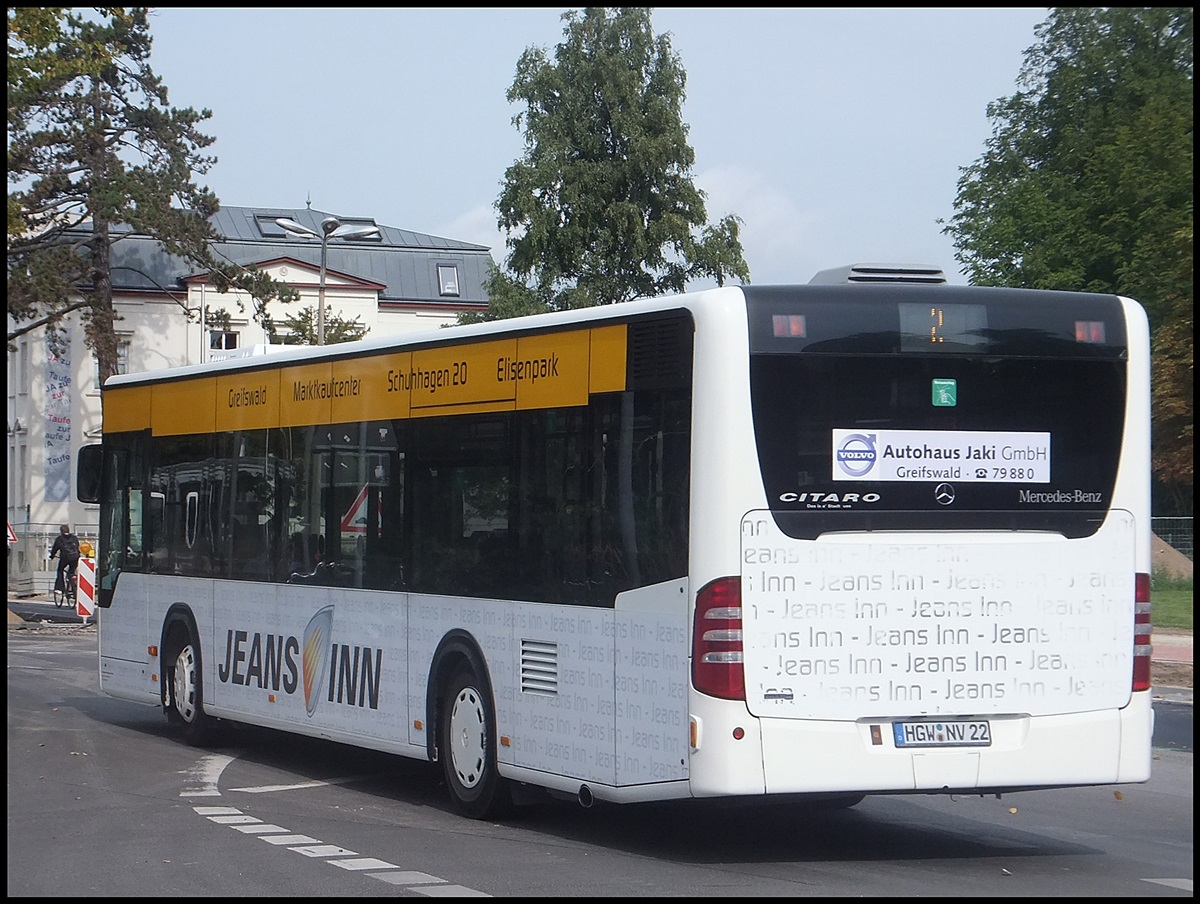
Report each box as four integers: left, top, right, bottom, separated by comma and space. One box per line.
934, 483, 956, 505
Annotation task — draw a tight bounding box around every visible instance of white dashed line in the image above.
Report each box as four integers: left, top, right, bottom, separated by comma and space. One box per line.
328, 857, 400, 871
260, 833, 321, 846
191, 798, 491, 895
291, 845, 359, 858
367, 871, 444, 885
416, 886, 491, 897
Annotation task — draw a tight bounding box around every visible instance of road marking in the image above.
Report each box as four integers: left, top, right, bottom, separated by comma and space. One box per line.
292, 845, 358, 858
1143, 878, 1193, 891
329, 857, 400, 870
228, 775, 372, 793
367, 871, 443, 885
416, 887, 491, 897
191, 804, 491, 896
260, 834, 321, 846
181, 754, 236, 797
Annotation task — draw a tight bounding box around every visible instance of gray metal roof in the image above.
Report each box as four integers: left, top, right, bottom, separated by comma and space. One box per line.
103, 205, 493, 306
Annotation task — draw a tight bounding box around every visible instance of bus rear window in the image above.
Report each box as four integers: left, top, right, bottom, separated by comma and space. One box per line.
744, 287, 1128, 538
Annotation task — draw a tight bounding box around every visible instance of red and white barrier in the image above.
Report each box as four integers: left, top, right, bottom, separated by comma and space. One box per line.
76, 557, 96, 620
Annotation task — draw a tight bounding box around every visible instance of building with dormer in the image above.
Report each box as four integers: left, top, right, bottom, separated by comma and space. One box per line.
6, 205, 492, 579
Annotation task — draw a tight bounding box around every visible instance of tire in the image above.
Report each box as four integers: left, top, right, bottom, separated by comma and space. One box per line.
168, 629, 218, 746
439, 664, 512, 819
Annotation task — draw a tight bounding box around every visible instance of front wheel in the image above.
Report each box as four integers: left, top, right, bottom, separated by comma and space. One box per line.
439, 665, 512, 819
168, 631, 218, 746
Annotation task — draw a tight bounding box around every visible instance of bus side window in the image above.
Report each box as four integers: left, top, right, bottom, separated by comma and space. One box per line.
127, 487, 145, 565
147, 492, 166, 571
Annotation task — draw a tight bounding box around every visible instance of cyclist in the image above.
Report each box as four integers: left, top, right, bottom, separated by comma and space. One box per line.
49, 524, 81, 606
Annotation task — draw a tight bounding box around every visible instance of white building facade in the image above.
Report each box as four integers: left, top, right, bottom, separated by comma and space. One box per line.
7, 206, 491, 587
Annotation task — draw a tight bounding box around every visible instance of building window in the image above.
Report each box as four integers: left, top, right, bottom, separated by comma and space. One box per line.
254, 216, 288, 238
94, 339, 130, 388
210, 331, 239, 351
437, 264, 460, 297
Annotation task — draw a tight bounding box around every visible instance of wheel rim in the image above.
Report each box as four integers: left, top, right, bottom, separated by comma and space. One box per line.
448, 685, 486, 789
173, 645, 200, 724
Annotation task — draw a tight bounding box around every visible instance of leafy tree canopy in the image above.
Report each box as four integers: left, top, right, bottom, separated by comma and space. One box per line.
942, 7, 1193, 509
7, 7, 295, 380
488, 7, 749, 315
270, 304, 368, 346
456, 264, 550, 325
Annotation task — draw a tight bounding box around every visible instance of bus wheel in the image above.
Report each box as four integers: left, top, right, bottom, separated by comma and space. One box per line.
440, 665, 511, 819
168, 632, 217, 747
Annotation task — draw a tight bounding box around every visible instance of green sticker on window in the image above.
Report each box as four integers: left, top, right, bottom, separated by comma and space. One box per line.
932, 378, 957, 407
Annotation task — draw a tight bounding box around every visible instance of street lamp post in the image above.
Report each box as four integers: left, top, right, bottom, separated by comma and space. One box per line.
275, 215, 381, 345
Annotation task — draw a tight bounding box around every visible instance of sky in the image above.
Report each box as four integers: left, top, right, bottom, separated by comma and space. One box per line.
145, 7, 1050, 289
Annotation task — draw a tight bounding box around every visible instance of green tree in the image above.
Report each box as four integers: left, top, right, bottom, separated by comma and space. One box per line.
941, 7, 1193, 509
456, 264, 549, 326
484, 7, 749, 316
7, 7, 295, 382
272, 305, 369, 346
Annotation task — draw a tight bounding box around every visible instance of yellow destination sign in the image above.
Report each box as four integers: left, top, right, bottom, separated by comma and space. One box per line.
113, 325, 628, 436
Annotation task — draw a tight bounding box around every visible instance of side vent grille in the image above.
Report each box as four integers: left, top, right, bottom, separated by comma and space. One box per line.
628, 315, 693, 389
520, 639, 559, 696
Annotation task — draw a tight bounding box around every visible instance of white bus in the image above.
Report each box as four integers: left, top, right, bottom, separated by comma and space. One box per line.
78, 264, 1154, 818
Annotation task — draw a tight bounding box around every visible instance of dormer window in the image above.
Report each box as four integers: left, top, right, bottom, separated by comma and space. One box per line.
437, 264, 460, 297
255, 217, 288, 238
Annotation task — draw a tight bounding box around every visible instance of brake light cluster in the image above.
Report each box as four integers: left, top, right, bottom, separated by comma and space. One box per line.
1133, 572, 1152, 692
692, 577, 746, 700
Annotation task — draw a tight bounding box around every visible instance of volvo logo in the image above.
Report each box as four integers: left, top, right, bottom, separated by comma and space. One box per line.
835, 432, 877, 478
934, 483, 956, 506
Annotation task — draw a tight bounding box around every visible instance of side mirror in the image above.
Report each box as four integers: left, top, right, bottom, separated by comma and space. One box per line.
77, 443, 104, 503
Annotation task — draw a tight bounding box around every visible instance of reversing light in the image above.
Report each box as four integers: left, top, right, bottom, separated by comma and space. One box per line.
772, 314, 807, 338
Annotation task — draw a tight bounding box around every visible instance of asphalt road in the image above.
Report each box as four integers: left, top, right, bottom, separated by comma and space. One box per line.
7, 615, 1194, 898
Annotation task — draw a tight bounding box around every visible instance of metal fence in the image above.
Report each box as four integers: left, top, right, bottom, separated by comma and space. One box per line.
1153, 516, 1194, 561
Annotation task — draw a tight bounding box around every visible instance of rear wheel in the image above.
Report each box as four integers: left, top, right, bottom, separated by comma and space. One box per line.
439, 665, 511, 819
168, 629, 218, 746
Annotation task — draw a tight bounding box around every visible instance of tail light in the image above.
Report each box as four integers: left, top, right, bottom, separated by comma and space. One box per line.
692, 577, 745, 700
1132, 572, 1152, 692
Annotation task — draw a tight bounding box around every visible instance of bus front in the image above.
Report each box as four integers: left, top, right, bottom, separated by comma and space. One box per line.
688, 278, 1153, 800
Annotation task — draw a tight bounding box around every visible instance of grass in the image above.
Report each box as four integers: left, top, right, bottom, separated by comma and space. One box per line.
1151, 569, 1193, 631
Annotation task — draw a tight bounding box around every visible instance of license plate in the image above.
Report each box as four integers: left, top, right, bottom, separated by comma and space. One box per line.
893, 720, 991, 748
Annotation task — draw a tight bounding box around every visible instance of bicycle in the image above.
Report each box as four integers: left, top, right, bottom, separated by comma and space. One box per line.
53, 560, 78, 609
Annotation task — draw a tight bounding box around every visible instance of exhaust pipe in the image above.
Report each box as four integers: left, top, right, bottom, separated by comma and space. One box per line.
577, 784, 594, 808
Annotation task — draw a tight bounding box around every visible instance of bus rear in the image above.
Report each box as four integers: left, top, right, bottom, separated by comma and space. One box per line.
688, 276, 1153, 798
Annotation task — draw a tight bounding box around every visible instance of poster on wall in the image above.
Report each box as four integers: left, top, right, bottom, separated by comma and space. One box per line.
45, 347, 71, 502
